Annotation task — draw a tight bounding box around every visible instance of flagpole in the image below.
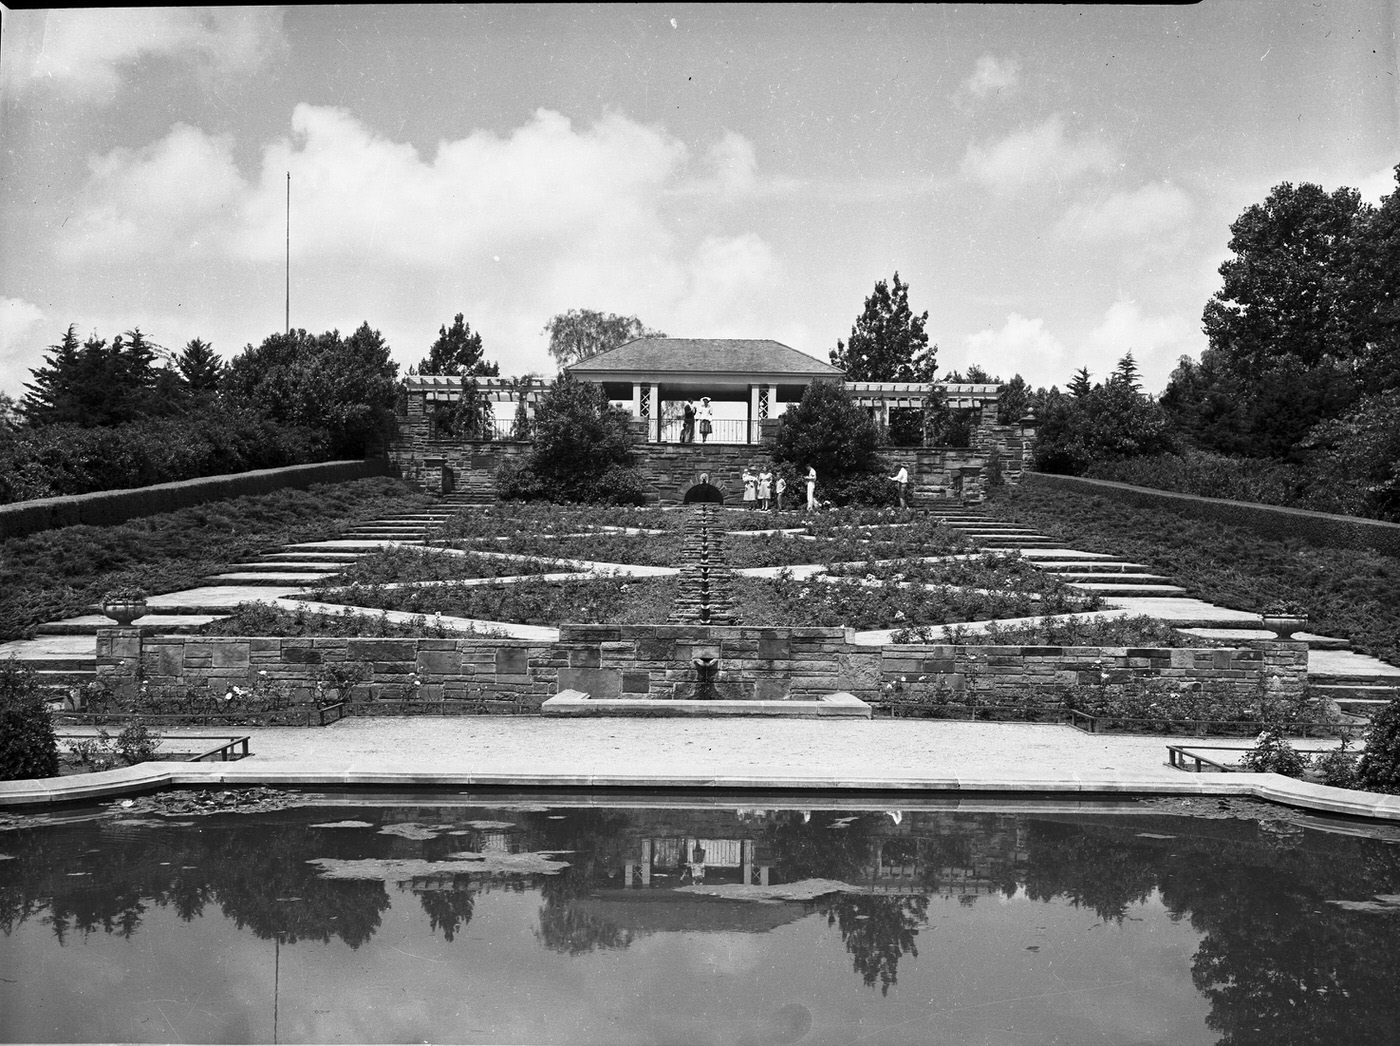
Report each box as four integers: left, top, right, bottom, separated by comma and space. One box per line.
285, 171, 291, 335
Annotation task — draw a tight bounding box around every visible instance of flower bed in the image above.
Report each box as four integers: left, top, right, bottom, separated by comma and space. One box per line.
892, 614, 1216, 647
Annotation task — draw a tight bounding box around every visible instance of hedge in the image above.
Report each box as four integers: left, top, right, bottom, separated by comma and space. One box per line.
1024, 472, 1400, 558
0, 459, 392, 540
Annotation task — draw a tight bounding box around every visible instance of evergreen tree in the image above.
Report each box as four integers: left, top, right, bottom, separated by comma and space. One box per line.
771, 381, 890, 505
1068, 367, 1093, 399
413, 314, 498, 377
20, 324, 82, 424
829, 272, 936, 383
176, 338, 224, 395
1112, 351, 1141, 391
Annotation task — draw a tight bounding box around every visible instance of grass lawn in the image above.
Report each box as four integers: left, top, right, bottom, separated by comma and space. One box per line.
985, 483, 1400, 665
0, 477, 433, 640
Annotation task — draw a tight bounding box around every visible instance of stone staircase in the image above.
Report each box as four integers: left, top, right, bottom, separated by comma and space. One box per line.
924, 503, 1400, 721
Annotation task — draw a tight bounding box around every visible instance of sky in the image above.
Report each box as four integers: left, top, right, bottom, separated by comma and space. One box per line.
1, 3, 1397, 400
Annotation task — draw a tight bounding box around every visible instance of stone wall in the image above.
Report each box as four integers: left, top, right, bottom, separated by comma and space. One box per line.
97, 625, 1305, 714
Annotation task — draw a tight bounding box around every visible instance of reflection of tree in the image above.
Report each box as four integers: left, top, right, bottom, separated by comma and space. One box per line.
418, 886, 475, 943
534, 903, 634, 955
1022, 822, 1157, 923
814, 894, 929, 996
765, 810, 879, 883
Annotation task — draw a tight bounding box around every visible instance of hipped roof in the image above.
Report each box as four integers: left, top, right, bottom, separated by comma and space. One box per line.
567, 337, 843, 378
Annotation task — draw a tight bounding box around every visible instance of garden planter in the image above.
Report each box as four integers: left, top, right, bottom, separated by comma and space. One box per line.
1262, 614, 1308, 641
102, 599, 148, 626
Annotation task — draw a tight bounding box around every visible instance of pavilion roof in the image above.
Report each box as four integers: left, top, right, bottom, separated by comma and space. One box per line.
568, 337, 843, 378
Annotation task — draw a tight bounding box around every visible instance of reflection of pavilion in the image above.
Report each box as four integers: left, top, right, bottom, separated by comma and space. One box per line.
623, 836, 771, 887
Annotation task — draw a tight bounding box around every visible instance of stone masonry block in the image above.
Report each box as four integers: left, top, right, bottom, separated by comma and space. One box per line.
496, 647, 528, 677
416, 649, 461, 676
570, 645, 601, 669
757, 637, 791, 660
347, 639, 418, 662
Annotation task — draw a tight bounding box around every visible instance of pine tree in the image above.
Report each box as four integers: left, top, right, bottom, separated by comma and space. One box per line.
1113, 351, 1141, 392
20, 324, 82, 424
176, 338, 223, 395
414, 314, 499, 377
1068, 367, 1094, 399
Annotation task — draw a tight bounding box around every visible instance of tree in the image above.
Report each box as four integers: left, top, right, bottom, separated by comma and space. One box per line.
1032, 380, 1177, 475
1112, 351, 1141, 392
224, 323, 400, 456
996, 374, 1031, 425
1355, 697, 1400, 794
542, 309, 665, 368
412, 313, 498, 377
20, 324, 82, 425
1183, 180, 1370, 457
1067, 367, 1093, 399
0, 392, 20, 430
829, 272, 936, 383
501, 373, 643, 503
771, 381, 891, 505
0, 659, 58, 781
175, 338, 223, 396
1341, 164, 1400, 394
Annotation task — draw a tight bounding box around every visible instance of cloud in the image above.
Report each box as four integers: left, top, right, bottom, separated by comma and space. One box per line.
1054, 182, 1194, 242
960, 115, 1118, 194
958, 55, 1020, 103
0, 297, 48, 397
956, 313, 1071, 387
1357, 163, 1399, 203
3, 9, 286, 103
1084, 299, 1200, 392
57, 107, 795, 374
60, 125, 244, 261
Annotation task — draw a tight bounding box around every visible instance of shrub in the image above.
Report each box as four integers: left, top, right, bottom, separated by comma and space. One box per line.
1355, 698, 1400, 794
1240, 729, 1310, 777
114, 723, 162, 765
771, 381, 889, 506
1314, 737, 1360, 789
0, 658, 59, 780
509, 374, 640, 503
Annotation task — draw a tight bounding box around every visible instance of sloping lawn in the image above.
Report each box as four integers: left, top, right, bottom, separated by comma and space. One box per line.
0, 478, 433, 640
985, 483, 1400, 665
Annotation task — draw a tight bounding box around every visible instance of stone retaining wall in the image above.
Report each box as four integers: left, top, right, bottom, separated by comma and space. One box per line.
96, 625, 1306, 714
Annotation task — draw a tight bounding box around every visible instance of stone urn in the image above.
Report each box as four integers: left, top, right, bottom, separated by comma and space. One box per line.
102, 598, 148, 626
1261, 613, 1308, 641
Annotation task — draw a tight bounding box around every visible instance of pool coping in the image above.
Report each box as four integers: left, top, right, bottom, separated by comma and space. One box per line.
5, 763, 1400, 822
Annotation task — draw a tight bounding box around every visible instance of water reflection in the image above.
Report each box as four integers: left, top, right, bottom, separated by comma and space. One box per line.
2, 799, 1400, 1044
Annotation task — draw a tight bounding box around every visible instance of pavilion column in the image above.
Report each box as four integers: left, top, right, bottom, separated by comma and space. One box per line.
630, 382, 642, 419
650, 382, 660, 442
749, 384, 761, 444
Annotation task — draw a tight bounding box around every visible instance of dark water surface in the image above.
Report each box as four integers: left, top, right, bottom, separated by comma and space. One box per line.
2, 793, 1399, 1045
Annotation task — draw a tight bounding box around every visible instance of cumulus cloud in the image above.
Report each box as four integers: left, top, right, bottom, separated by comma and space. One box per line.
958, 55, 1020, 103
58, 107, 792, 373
0, 297, 48, 397
1085, 299, 1199, 392
1357, 163, 1400, 203
3, 9, 286, 103
960, 115, 1118, 194
1054, 182, 1194, 242
957, 313, 1071, 387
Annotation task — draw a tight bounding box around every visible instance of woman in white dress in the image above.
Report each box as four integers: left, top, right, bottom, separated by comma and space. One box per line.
742, 466, 758, 509
805, 465, 817, 511
698, 397, 714, 443
757, 466, 772, 511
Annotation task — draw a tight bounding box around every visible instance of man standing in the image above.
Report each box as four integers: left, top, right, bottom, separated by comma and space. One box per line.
890, 463, 909, 508
681, 399, 696, 443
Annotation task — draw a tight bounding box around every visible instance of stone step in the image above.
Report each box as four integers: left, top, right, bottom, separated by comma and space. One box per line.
1048, 571, 1173, 582
38, 614, 224, 635
1175, 627, 1350, 650
206, 572, 333, 584
12, 655, 95, 671
1067, 582, 1189, 595
227, 562, 354, 572
261, 551, 372, 561
1032, 561, 1153, 573
1312, 682, 1400, 700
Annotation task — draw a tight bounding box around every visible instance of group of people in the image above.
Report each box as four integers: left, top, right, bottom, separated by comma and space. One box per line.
678, 397, 713, 444
737, 463, 909, 511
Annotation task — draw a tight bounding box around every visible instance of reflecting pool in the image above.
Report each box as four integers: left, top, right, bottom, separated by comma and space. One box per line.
2, 793, 1399, 1044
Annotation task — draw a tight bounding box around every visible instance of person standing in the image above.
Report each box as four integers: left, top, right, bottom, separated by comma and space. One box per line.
774, 473, 786, 512
806, 465, 817, 511
758, 466, 772, 511
681, 398, 696, 443
698, 397, 713, 443
890, 463, 909, 508
742, 465, 758, 509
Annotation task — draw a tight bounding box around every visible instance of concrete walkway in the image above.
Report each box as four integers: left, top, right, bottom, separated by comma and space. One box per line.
8, 717, 1399, 823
